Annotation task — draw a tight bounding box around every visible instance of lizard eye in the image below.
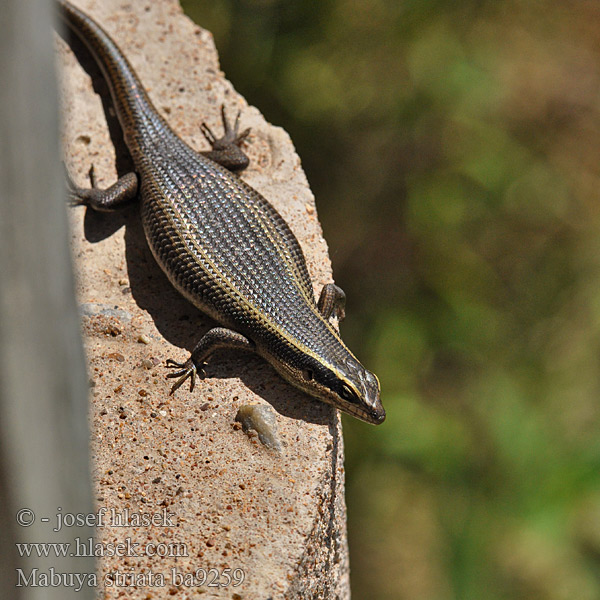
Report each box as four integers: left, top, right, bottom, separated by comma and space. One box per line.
339, 383, 358, 403
302, 368, 314, 381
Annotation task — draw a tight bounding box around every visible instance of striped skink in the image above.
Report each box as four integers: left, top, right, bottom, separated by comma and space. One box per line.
58, 0, 385, 425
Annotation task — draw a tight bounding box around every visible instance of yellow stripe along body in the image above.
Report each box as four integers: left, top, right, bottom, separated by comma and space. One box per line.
59, 0, 385, 424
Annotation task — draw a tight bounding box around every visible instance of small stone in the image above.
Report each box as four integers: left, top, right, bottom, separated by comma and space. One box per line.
138, 333, 151, 344
235, 404, 282, 451
79, 303, 132, 322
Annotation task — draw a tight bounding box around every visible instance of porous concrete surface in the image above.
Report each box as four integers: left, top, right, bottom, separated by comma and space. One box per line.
57, 1, 350, 598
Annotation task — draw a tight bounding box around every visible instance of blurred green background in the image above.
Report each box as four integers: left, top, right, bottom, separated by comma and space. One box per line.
182, 1, 600, 598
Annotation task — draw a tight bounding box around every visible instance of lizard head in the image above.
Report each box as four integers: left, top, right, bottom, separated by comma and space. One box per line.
288, 353, 386, 425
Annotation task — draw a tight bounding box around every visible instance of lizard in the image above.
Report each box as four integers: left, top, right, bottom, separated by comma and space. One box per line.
58, 0, 385, 425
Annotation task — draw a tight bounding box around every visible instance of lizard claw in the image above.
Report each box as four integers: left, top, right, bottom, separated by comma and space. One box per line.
88, 164, 98, 188
199, 106, 251, 172
221, 104, 250, 146
222, 105, 250, 146
165, 358, 186, 369
165, 357, 206, 394
200, 107, 250, 147
200, 122, 217, 145
64, 162, 98, 206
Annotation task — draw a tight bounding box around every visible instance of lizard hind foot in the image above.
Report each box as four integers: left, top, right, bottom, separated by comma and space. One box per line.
166, 357, 206, 394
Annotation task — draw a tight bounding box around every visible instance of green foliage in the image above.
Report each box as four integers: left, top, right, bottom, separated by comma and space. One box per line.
183, 0, 600, 597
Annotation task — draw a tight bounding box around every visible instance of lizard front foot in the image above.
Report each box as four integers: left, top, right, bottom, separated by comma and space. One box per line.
200, 105, 251, 172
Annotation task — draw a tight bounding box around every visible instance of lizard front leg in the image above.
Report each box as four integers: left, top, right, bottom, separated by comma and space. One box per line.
200, 105, 251, 172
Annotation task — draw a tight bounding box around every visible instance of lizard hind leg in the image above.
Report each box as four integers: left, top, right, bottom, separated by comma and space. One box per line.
166, 327, 255, 394
65, 164, 139, 212
318, 283, 346, 321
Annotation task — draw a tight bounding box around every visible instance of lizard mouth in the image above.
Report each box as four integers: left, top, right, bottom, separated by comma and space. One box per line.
339, 400, 386, 425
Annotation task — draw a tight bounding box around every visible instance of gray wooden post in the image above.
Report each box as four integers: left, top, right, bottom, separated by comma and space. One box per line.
0, 0, 95, 598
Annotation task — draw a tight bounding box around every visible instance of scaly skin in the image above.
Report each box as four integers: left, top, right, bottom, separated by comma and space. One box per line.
59, 0, 385, 424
